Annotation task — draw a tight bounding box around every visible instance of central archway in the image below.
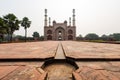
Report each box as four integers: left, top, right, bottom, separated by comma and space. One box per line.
55, 27, 65, 40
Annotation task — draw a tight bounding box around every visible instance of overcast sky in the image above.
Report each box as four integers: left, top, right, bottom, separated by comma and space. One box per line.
0, 0, 120, 37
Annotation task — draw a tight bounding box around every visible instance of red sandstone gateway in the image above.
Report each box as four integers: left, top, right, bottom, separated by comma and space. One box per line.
44, 9, 76, 41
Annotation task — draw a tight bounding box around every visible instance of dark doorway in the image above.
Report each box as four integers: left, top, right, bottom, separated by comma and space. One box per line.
47, 35, 52, 40
68, 35, 73, 40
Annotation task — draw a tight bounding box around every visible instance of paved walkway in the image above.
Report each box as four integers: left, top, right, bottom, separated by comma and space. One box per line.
54, 42, 66, 59
62, 41, 120, 59
74, 61, 120, 80
0, 41, 120, 80
0, 41, 120, 59
0, 41, 59, 59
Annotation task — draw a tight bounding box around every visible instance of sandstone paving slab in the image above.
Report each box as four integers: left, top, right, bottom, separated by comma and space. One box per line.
62, 41, 120, 59
0, 66, 46, 80
73, 61, 120, 80
0, 61, 45, 80
0, 66, 19, 79
0, 41, 59, 59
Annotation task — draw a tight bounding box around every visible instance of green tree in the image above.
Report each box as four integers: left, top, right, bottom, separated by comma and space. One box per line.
85, 33, 99, 40
32, 32, 40, 38
0, 17, 7, 41
108, 34, 115, 41
0, 17, 3, 42
40, 36, 44, 41
3, 14, 20, 42
113, 33, 120, 41
0, 17, 7, 33
101, 34, 108, 41
21, 17, 31, 42
109, 33, 120, 41
76, 34, 83, 41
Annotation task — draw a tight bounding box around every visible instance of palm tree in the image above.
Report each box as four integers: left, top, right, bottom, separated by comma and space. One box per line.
3, 14, 20, 42
21, 17, 31, 42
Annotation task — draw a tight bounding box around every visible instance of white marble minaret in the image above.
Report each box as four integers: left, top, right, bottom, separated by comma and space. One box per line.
44, 9, 47, 26
69, 17, 71, 26
72, 9, 75, 26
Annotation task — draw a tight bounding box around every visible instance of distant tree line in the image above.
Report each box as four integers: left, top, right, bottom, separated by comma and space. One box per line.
14, 32, 44, 42
13, 32, 44, 42
0, 13, 31, 42
76, 33, 120, 41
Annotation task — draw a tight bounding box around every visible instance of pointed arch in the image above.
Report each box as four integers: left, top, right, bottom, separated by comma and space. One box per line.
68, 29, 73, 34
47, 30, 52, 34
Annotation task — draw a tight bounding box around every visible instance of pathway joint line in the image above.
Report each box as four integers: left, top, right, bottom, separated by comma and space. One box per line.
54, 42, 66, 59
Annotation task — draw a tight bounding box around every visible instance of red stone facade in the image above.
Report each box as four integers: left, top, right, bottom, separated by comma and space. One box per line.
44, 9, 76, 40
